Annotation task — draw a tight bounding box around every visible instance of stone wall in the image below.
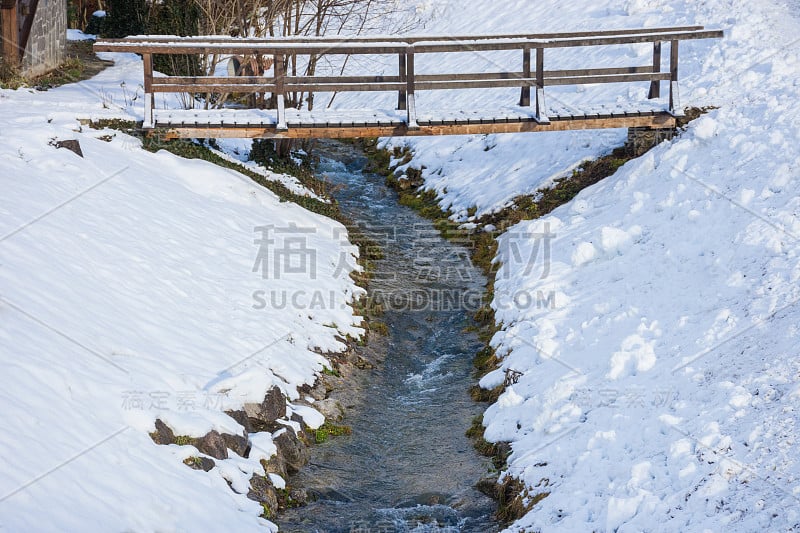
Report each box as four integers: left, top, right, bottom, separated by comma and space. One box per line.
21, 0, 66, 77
626, 126, 677, 157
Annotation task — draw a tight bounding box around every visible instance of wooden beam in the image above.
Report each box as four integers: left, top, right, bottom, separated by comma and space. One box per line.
648, 41, 662, 99
155, 67, 658, 87
151, 83, 280, 94
93, 29, 724, 56
99, 26, 708, 46
669, 39, 680, 114
274, 53, 287, 131
285, 81, 405, 92
535, 47, 549, 124
159, 114, 676, 140
142, 53, 155, 128
406, 47, 418, 130
520, 46, 531, 106
543, 72, 671, 86
18, 0, 39, 62
1, 0, 19, 65
397, 53, 407, 110
149, 72, 671, 94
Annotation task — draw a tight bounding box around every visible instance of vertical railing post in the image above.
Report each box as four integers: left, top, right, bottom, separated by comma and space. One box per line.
669, 39, 680, 115
405, 46, 419, 130
142, 53, 155, 129
519, 45, 531, 107
1, 1, 20, 66
648, 41, 662, 99
274, 53, 288, 131
534, 47, 549, 124
397, 52, 407, 111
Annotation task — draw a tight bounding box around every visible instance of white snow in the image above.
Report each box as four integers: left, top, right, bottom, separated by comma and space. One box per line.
3, 0, 800, 529
67, 29, 96, 41
375, 0, 800, 532
0, 41, 364, 531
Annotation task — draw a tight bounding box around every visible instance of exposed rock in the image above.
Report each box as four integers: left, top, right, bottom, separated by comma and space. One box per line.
222, 430, 250, 458
247, 475, 278, 518
244, 386, 286, 425
626, 126, 676, 157
354, 356, 375, 370
184, 456, 216, 472
150, 419, 245, 460
395, 167, 424, 190
313, 398, 344, 422
260, 455, 287, 479
475, 475, 500, 498
225, 410, 253, 434
288, 488, 308, 506
51, 139, 84, 158
306, 382, 328, 402
194, 430, 228, 460
273, 429, 309, 474
289, 412, 308, 432
149, 419, 176, 445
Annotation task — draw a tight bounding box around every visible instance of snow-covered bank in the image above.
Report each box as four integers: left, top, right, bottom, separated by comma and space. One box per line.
0, 48, 363, 530
377, 0, 800, 531
328, 0, 724, 219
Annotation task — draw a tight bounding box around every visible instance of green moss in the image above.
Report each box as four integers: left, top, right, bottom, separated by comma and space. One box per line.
32, 57, 86, 89
1, 40, 114, 91
275, 488, 304, 510
174, 435, 193, 446
88, 119, 139, 132
369, 320, 389, 336
314, 422, 352, 444
321, 366, 340, 378
357, 138, 394, 176
183, 456, 202, 468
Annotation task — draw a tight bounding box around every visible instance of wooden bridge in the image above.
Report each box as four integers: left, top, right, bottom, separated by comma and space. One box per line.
94, 26, 723, 140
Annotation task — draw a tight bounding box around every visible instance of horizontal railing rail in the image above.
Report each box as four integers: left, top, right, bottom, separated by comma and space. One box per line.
94, 26, 723, 132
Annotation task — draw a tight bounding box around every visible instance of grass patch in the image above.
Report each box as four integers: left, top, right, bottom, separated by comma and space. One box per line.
321, 366, 340, 378
314, 422, 352, 444
496, 477, 548, 523
1, 40, 113, 90
276, 488, 304, 510
0, 58, 26, 89
357, 138, 394, 176
174, 435, 193, 446
369, 320, 389, 336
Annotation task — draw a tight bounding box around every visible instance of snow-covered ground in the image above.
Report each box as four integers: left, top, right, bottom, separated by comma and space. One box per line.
369, 0, 800, 531
3, 0, 799, 530
0, 43, 363, 531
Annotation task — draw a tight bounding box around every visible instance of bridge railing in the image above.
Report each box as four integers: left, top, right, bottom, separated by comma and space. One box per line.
94, 27, 723, 131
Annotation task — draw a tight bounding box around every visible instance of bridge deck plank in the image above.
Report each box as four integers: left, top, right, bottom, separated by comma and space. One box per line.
153, 105, 676, 140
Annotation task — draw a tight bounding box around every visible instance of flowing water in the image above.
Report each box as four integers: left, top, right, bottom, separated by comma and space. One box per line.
276, 141, 498, 532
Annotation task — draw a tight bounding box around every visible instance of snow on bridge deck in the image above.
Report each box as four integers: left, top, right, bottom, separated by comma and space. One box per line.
155, 102, 675, 139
